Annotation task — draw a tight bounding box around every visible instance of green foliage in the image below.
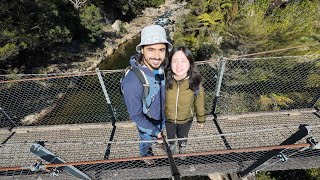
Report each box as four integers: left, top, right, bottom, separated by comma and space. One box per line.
224, 0, 320, 55
306, 168, 320, 180
118, 21, 128, 34
257, 169, 320, 180
223, 0, 271, 53
256, 171, 276, 180
304, 57, 320, 88
315, 100, 320, 109
305, 73, 320, 88
2, 67, 25, 88
221, 2, 232, 9
189, 0, 207, 15
223, 56, 318, 112
80, 4, 104, 42
269, 1, 316, 41
177, 0, 320, 58
0, 0, 75, 61
148, 0, 164, 7
172, 31, 186, 47
225, 64, 276, 86
47, 26, 72, 43
217, 92, 249, 113
174, 0, 238, 60
270, 93, 293, 110
196, 43, 216, 61
198, 12, 224, 26
184, 34, 198, 52
252, 67, 275, 81
112, 0, 165, 17
256, 95, 274, 111
0, 43, 19, 61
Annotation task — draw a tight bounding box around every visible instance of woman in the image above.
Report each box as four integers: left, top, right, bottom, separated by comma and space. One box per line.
165, 46, 206, 155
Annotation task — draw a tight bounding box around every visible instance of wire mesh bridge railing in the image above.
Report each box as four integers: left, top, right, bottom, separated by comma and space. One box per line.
0, 55, 319, 179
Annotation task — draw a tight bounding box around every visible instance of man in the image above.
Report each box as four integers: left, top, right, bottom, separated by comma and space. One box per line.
121, 25, 172, 164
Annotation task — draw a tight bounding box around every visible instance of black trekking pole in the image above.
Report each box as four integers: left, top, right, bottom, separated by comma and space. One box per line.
161, 132, 181, 180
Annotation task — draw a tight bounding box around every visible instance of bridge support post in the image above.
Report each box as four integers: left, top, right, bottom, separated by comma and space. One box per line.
0, 107, 18, 128
95, 68, 117, 160
95, 68, 117, 125
212, 57, 226, 115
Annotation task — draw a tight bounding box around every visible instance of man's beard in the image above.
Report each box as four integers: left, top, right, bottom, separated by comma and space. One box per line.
143, 57, 161, 70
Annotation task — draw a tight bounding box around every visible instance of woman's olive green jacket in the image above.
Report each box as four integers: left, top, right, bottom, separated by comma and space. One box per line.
165, 77, 206, 124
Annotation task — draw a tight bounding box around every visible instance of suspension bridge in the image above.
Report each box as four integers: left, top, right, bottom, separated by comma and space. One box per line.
0, 54, 319, 179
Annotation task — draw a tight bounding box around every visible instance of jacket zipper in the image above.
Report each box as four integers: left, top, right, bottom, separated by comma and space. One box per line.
174, 81, 180, 124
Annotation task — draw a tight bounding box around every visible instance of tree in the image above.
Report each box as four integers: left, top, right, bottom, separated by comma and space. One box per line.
258, 169, 320, 180
110, 0, 165, 18
174, 0, 319, 58
79, 4, 104, 42
0, 0, 75, 61
68, 0, 87, 9
223, 0, 320, 56
173, 0, 241, 60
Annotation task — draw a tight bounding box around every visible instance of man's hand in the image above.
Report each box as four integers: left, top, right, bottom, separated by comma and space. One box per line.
156, 132, 163, 144
157, 132, 163, 139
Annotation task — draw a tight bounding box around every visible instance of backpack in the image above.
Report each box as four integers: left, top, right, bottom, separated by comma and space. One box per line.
120, 66, 152, 117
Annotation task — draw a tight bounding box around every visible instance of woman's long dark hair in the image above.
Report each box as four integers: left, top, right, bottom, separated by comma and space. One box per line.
165, 46, 202, 91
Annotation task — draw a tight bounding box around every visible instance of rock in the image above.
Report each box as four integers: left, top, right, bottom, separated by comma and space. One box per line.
20, 104, 57, 125
144, 7, 160, 17
111, 20, 122, 32
208, 173, 227, 180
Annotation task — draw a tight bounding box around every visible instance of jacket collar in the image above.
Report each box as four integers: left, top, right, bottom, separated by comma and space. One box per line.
174, 75, 189, 82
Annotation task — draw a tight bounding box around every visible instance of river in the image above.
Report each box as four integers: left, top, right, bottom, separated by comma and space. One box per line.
98, 36, 140, 70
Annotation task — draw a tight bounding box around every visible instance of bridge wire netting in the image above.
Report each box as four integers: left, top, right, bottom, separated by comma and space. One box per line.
1, 55, 319, 127
217, 55, 320, 114
1, 124, 320, 179
0, 55, 320, 179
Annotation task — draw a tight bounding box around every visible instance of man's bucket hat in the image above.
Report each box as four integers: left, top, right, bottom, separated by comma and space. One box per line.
136, 25, 173, 53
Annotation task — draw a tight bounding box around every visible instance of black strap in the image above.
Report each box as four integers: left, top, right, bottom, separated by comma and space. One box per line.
130, 67, 151, 117
130, 67, 149, 99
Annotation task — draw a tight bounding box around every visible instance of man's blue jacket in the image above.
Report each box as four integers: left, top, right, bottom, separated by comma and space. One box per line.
121, 58, 166, 137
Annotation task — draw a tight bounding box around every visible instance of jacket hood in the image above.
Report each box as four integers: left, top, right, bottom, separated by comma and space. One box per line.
129, 55, 140, 67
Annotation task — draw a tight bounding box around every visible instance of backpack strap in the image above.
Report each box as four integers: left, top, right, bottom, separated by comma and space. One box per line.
129, 67, 152, 117
130, 67, 149, 99
120, 66, 150, 99
194, 86, 199, 96
194, 84, 200, 96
